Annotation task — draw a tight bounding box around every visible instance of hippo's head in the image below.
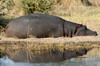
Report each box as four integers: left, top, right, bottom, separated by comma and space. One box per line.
75, 25, 98, 36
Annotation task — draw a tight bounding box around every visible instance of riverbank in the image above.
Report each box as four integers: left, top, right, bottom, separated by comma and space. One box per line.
0, 5, 100, 62
0, 35, 100, 52
0, 0, 100, 63
0, 38, 100, 62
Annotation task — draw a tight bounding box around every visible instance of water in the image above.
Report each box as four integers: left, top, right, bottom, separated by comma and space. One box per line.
0, 48, 100, 66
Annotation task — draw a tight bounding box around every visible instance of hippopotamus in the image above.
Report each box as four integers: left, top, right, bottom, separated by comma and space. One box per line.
5, 14, 97, 38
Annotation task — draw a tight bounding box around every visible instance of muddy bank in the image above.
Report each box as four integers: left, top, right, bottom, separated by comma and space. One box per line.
0, 40, 100, 63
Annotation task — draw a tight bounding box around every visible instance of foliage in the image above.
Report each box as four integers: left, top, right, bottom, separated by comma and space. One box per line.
0, 0, 14, 15
0, 16, 13, 28
18, 0, 54, 14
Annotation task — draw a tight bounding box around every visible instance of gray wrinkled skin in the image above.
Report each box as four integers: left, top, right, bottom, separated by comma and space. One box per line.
5, 14, 98, 38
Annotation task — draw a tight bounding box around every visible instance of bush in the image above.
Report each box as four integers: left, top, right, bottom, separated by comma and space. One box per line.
0, 17, 12, 28
0, 0, 14, 15
18, 0, 54, 15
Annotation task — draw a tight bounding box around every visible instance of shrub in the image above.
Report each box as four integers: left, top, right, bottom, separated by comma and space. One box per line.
0, 0, 14, 15
18, 0, 54, 15
0, 16, 12, 28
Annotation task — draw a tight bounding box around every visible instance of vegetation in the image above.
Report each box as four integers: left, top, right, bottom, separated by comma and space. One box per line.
0, 0, 100, 32
18, 0, 54, 14
0, 0, 100, 16
0, 0, 14, 15
0, 0, 100, 60
0, 41, 98, 58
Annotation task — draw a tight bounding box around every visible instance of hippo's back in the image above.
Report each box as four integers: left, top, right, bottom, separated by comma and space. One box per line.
6, 14, 65, 38
17, 14, 64, 22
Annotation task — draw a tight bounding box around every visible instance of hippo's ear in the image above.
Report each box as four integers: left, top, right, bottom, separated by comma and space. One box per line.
74, 24, 83, 35
84, 25, 87, 30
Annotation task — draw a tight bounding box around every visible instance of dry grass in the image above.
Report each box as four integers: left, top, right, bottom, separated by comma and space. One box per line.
0, 40, 100, 62
1, 6, 100, 42
2, 0, 100, 16
0, 0, 100, 63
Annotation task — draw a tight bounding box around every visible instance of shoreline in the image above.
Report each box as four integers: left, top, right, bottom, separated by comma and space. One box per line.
0, 37, 100, 62
0, 36, 100, 51
0, 40, 100, 53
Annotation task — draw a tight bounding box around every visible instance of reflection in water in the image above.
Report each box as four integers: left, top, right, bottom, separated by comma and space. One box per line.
0, 48, 100, 66
64, 48, 100, 66
6, 48, 89, 63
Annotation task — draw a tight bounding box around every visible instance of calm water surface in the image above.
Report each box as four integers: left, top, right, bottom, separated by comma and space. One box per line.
0, 48, 100, 66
